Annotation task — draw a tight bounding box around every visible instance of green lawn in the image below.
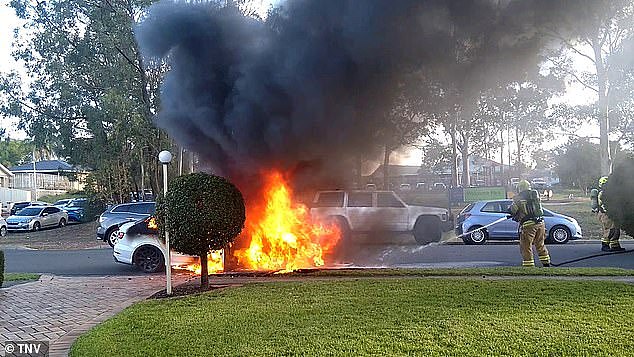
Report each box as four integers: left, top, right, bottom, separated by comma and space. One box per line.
288, 267, 634, 277
72, 278, 634, 356
3, 273, 40, 282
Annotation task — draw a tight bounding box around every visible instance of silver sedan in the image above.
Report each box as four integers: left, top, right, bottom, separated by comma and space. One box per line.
6, 206, 69, 232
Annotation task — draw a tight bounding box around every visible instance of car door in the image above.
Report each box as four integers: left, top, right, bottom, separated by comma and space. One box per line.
478, 201, 517, 239
346, 192, 374, 231
41, 207, 56, 227
375, 192, 408, 231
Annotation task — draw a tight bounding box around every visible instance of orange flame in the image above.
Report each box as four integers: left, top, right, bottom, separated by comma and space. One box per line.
182, 251, 224, 274
234, 171, 340, 272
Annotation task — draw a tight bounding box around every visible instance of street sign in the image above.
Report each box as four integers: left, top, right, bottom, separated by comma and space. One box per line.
463, 186, 507, 202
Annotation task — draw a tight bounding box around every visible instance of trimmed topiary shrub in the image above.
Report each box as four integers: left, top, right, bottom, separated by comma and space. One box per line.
0, 250, 4, 287
156, 172, 245, 287
602, 156, 634, 237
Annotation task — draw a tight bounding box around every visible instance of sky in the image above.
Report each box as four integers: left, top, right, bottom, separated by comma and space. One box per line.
0, 0, 600, 166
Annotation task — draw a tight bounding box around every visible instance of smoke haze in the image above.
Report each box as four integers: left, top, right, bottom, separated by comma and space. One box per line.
136, 0, 595, 187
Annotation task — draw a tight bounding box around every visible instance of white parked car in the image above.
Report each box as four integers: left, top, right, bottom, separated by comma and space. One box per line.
310, 190, 450, 244
113, 218, 198, 273
0, 217, 7, 237
6, 206, 69, 232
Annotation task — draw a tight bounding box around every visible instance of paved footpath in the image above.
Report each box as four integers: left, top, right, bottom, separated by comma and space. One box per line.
0, 273, 192, 357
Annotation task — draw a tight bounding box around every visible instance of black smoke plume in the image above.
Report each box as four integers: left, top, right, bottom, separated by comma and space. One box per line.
136, 0, 594, 188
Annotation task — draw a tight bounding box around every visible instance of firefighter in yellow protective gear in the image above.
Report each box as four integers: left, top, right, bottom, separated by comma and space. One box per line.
596, 176, 625, 252
509, 180, 550, 267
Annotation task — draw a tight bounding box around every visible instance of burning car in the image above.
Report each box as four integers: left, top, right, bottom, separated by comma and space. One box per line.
113, 217, 222, 273
309, 190, 450, 244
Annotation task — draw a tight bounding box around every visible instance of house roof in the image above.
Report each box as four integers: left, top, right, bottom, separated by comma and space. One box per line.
0, 163, 14, 177
10, 159, 78, 173
369, 165, 421, 178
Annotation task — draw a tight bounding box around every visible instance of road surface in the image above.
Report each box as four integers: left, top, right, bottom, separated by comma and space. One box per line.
3, 240, 634, 275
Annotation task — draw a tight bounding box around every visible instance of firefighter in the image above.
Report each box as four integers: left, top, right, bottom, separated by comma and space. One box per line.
509, 180, 550, 267
596, 176, 625, 252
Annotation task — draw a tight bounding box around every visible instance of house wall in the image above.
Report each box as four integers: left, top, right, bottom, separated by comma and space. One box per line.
11, 172, 85, 191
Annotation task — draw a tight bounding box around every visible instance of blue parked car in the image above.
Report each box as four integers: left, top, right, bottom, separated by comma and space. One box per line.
455, 200, 582, 245
62, 198, 88, 222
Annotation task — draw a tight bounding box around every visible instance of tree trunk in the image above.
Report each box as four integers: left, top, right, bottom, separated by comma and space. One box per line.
500, 130, 504, 183
450, 123, 458, 187
354, 155, 362, 189
515, 128, 522, 172
461, 133, 470, 187
383, 143, 390, 190
200, 253, 209, 288
593, 37, 612, 175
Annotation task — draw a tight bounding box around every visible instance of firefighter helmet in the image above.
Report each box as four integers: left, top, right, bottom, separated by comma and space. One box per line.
598, 176, 608, 188
517, 180, 531, 192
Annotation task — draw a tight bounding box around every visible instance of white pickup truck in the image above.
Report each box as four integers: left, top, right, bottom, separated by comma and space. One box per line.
309, 190, 450, 244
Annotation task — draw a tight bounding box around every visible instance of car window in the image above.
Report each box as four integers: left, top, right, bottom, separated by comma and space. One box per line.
111, 204, 131, 213
44, 207, 59, 214
481, 201, 512, 213
348, 192, 373, 207
377, 193, 405, 208
16, 207, 43, 216
314, 192, 345, 207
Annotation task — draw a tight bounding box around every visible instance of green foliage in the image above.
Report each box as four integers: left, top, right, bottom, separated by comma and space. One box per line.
1, 0, 169, 203
156, 173, 245, 270
602, 156, 634, 237
554, 138, 601, 189
0, 250, 4, 288
0, 138, 32, 168
71, 279, 634, 356
38, 191, 85, 203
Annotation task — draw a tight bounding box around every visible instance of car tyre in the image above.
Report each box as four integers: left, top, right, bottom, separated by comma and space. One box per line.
32, 222, 41, 232
463, 225, 487, 245
549, 225, 571, 244
414, 216, 441, 245
0, 226, 7, 237
134, 246, 165, 273
58, 218, 67, 228
106, 228, 119, 248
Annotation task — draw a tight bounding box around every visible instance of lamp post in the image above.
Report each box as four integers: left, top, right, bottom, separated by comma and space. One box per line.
158, 150, 173, 295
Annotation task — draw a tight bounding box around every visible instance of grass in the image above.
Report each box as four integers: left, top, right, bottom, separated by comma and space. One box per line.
3, 273, 41, 282
285, 267, 634, 277
71, 278, 634, 356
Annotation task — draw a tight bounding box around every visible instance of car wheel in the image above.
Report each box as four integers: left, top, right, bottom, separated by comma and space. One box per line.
106, 228, 119, 248
413, 216, 441, 245
0, 226, 7, 237
58, 218, 67, 228
463, 225, 487, 245
32, 222, 41, 232
549, 225, 571, 244
134, 246, 165, 273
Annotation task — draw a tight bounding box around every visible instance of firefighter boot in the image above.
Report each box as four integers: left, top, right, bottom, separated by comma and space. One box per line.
610, 244, 626, 252
601, 242, 611, 252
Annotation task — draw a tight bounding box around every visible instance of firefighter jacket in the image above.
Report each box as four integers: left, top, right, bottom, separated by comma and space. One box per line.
510, 189, 544, 228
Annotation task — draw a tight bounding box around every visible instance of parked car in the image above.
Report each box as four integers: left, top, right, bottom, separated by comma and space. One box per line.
113, 217, 198, 273
531, 178, 549, 190
97, 202, 156, 247
455, 200, 582, 245
9, 201, 49, 216
399, 183, 411, 191
53, 199, 73, 208
6, 206, 69, 232
309, 190, 450, 244
62, 198, 88, 222
432, 182, 447, 191
0, 217, 7, 237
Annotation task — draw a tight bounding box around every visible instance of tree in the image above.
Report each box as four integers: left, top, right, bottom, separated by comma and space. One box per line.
0, 0, 169, 202
0, 137, 32, 168
157, 173, 245, 288
553, 138, 601, 191
544, 0, 634, 175
602, 156, 634, 237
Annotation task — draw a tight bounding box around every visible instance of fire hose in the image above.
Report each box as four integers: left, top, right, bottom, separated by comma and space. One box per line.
455, 216, 634, 267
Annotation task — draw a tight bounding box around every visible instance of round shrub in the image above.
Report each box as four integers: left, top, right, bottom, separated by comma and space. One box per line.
156, 172, 245, 287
